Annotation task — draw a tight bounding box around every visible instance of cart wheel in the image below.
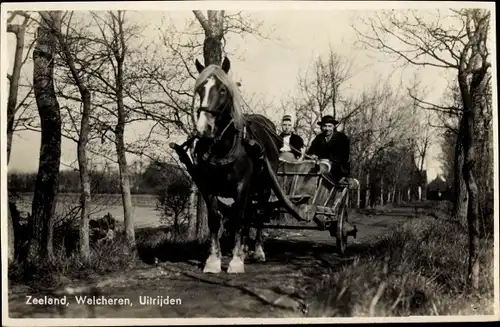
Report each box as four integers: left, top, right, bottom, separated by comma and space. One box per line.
336, 206, 348, 255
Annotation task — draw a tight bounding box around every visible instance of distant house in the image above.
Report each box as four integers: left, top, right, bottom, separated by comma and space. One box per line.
426, 175, 449, 200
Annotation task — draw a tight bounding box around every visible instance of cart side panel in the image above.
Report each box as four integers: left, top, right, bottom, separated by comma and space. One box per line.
273, 160, 327, 221
277, 160, 322, 198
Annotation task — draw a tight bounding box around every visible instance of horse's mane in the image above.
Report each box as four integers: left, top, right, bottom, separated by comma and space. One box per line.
194, 64, 245, 130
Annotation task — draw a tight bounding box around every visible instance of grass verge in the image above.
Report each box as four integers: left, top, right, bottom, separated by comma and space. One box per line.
308, 216, 495, 317
8, 231, 139, 290
8, 225, 212, 290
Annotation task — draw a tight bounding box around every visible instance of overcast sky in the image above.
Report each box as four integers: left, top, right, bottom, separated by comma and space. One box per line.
4, 1, 493, 182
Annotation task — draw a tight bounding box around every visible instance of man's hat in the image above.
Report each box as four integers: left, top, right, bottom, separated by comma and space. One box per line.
317, 115, 339, 126
282, 114, 292, 122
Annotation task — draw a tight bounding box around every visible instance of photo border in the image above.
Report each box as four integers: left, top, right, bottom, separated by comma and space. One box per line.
1, 1, 498, 325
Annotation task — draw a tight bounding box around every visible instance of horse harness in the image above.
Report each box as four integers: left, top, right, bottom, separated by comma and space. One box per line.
190, 118, 264, 168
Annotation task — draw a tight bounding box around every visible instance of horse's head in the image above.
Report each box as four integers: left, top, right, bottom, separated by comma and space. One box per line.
194, 57, 234, 138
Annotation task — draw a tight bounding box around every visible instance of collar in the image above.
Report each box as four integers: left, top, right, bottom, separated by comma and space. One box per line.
200, 121, 244, 166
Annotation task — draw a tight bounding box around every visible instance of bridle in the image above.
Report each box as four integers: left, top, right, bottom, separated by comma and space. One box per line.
196, 89, 235, 142
194, 78, 243, 165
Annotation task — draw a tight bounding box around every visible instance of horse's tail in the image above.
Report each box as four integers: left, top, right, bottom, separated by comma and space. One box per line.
263, 156, 307, 222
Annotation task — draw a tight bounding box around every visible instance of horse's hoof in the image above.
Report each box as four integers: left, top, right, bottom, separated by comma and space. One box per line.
203, 255, 221, 274
227, 257, 245, 274
253, 246, 266, 263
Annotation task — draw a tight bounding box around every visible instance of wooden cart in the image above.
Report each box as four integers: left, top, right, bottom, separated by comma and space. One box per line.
259, 158, 359, 254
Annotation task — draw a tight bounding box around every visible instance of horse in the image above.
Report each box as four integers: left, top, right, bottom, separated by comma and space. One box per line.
184, 57, 305, 274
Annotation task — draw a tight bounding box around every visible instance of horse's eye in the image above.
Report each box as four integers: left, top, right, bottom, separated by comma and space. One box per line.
220, 88, 226, 94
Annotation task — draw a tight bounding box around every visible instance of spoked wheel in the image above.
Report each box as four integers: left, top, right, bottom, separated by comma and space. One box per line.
336, 205, 348, 255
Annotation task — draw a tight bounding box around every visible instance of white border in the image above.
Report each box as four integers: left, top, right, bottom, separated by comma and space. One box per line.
1, 1, 498, 326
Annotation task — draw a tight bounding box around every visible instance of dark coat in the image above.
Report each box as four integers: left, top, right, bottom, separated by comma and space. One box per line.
279, 132, 304, 158
306, 131, 350, 180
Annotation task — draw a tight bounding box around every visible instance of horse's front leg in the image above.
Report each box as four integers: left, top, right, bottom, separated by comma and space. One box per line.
227, 184, 251, 274
254, 224, 266, 263
202, 194, 223, 274
253, 189, 271, 263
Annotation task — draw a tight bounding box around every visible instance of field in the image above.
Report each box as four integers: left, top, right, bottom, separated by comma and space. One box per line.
14, 193, 162, 228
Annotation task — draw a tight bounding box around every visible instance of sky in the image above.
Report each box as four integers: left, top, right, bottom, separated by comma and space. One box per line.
4, 1, 490, 182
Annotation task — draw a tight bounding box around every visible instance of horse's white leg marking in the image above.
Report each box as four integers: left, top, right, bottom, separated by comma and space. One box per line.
253, 228, 266, 262
228, 226, 245, 273
254, 244, 266, 262
203, 197, 222, 274
204, 231, 222, 274
228, 183, 247, 274
228, 256, 245, 274
203, 254, 221, 274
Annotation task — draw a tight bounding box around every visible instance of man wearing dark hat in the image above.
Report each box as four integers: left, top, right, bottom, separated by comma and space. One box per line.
279, 115, 304, 161
306, 115, 350, 183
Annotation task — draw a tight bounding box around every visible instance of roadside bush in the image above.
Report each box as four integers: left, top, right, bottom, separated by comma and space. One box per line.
309, 216, 494, 316
155, 166, 192, 242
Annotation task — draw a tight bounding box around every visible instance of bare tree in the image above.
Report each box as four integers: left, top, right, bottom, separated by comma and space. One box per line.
48, 11, 93, 262
293, 49, 356, 147
27, 11, 63, 262
346, 77, 415, 207
6, 10, 35, 264
353, 8, 491, 290
83, 11, 140, 248
7, 11, 35, 163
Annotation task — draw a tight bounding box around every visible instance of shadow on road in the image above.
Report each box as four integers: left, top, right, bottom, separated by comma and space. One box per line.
136, 226, 367, 273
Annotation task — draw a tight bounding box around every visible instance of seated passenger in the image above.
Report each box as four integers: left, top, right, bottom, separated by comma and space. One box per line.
278, 114, 304, 161
306, 115, 350, 183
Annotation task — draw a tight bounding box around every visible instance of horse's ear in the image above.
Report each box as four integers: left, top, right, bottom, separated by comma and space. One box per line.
195, 59, 205, 73
221, 57, 230, 74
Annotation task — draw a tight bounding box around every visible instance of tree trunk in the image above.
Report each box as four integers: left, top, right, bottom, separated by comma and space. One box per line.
196, 195, 208, 240
112, 16, 136, 249
453, 137, 468, 222
116, 111, 135, 248
77, 109, 92, 260
187, 184, 198, 240
203, 35, 222, 66
78, 153, 91, 261
77, 96, 91, 261
364, 172, 370, 208
380, 179, 384, 206
356, 185, 361, 208
28, 11, 62, 263
458, 71, 482, 290
8, 207, 15, 263
7, 14, 29, 264
463, 158, 480, 290
356, 166, 362, 208
54, 24, 92, 262
7, 19, 27, 163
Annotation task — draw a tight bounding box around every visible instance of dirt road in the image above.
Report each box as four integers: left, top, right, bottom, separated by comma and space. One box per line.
8, 206, 420, 319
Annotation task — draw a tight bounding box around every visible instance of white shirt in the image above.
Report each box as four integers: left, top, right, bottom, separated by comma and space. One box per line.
280, 135, 292, 152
